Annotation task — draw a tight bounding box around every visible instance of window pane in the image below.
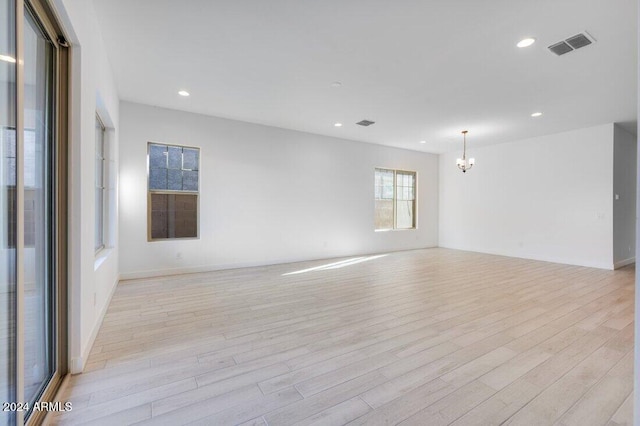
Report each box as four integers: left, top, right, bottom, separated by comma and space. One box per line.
174, 194, 198, 238
95, 157, 103, 187
150, 193, 197, 239
150, 193, 168, 239
23, 130, 35, 187
2, 128, 16, 157
183, 148, 198, 170
182, 170, 198, 191
396, 172, 416, 202
3, 156, 15, 186
95, 115, 105, 251
374, 200, 394, 230
149, 144, 167, 169
395, 171, 416, 228
149, 168, 167, 190
396, 200, 415, 229
2, 131, 16, 195
167, 146, 181, 170
381, 183, 393, 200
167, 168, 182, 190
95, 188, 103, 249
24, 189, 35, 247
375, 168, 394, 200
95, 119, 103, 158
374, 168, 396, 230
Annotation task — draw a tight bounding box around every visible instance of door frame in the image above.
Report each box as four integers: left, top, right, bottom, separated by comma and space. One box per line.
14, 0, 69, 424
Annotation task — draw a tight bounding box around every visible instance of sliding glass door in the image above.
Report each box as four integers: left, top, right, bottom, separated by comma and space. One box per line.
0, 0, 18, 425
22, 4, 55, 409
1, 0, 67, 424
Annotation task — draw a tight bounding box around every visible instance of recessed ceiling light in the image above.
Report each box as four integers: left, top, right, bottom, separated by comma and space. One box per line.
0, 54, 16, 63
531, 112, 543, 117
330, 81, 342, 88
178, 90, 190, 97
517, 38, 536, 48
334, 122, 343, 127
420, 140, 427, 144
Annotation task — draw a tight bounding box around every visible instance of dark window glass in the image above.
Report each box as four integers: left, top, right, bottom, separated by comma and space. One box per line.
183, 148, 198, 170
149, 168, 167, 190
150, 193, 198, 239
149, 144, 167, 169
167, 169, 182, 190
167, 146, 182, 170
148, 143, 199, 240
182, 171, 198, 191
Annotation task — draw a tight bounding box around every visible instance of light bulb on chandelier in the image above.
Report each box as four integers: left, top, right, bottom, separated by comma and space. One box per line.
456, 130, 475, 173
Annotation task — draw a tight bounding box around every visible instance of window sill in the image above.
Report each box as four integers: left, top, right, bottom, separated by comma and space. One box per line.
148, 236, 200, 242
375, 228, 417, 232
94, 248, 113, 271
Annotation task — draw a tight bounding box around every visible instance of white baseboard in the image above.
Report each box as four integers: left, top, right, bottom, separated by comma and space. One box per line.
72, 274, 119, 374
119, 261, 267, 280
118, 245, 438, 281
614, 257, 635, 269
436, 244, 615, 270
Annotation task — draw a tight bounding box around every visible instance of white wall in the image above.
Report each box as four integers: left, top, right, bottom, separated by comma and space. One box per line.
439, 124, 615, 269
119, 102, 439, 279
613, 124, 637, 268
52, 0, 120, 373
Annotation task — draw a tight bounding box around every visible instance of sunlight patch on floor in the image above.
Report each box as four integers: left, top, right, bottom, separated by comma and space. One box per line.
282, 254, 388, 276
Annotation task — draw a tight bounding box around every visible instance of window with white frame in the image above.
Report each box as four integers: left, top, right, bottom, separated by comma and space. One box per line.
147, 142, 199, 240
374, 168, 416, 230
95, 114, 106, 252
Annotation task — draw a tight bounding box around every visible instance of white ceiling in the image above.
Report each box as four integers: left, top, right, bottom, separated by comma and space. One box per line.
93, 0, 637, 153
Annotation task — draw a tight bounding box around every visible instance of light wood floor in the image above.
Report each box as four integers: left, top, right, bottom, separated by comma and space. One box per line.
50, 248, 635, 425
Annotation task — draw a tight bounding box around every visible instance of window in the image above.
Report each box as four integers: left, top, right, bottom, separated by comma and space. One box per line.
95, 114, 106, 252
374, 168, 416, 230
148, 142, 199, 240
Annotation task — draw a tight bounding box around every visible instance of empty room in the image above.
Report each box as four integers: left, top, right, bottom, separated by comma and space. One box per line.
0, 0, 638, 425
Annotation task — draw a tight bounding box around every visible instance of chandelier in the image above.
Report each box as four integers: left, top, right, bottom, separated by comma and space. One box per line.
456, 130, 475, 173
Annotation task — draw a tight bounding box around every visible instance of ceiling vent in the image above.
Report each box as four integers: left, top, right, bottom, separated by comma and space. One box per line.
548, 31, 596, 56
565, 33, 592, 49
548, 41, 573, 56
356, 119, 375, 126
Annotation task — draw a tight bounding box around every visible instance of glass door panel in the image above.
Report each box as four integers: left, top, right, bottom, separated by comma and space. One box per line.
0, 0, 17, 424
23, 5, 55, 408
0, 1, 65, 423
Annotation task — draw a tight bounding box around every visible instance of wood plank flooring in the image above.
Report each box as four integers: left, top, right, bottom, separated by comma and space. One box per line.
49, 248, 635, 425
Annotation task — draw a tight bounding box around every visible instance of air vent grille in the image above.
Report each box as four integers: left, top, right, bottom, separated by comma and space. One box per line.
356, 120, 375, 126
548, 32, 595, 56
565, 33, 592, 49
548, 41, 573, 56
